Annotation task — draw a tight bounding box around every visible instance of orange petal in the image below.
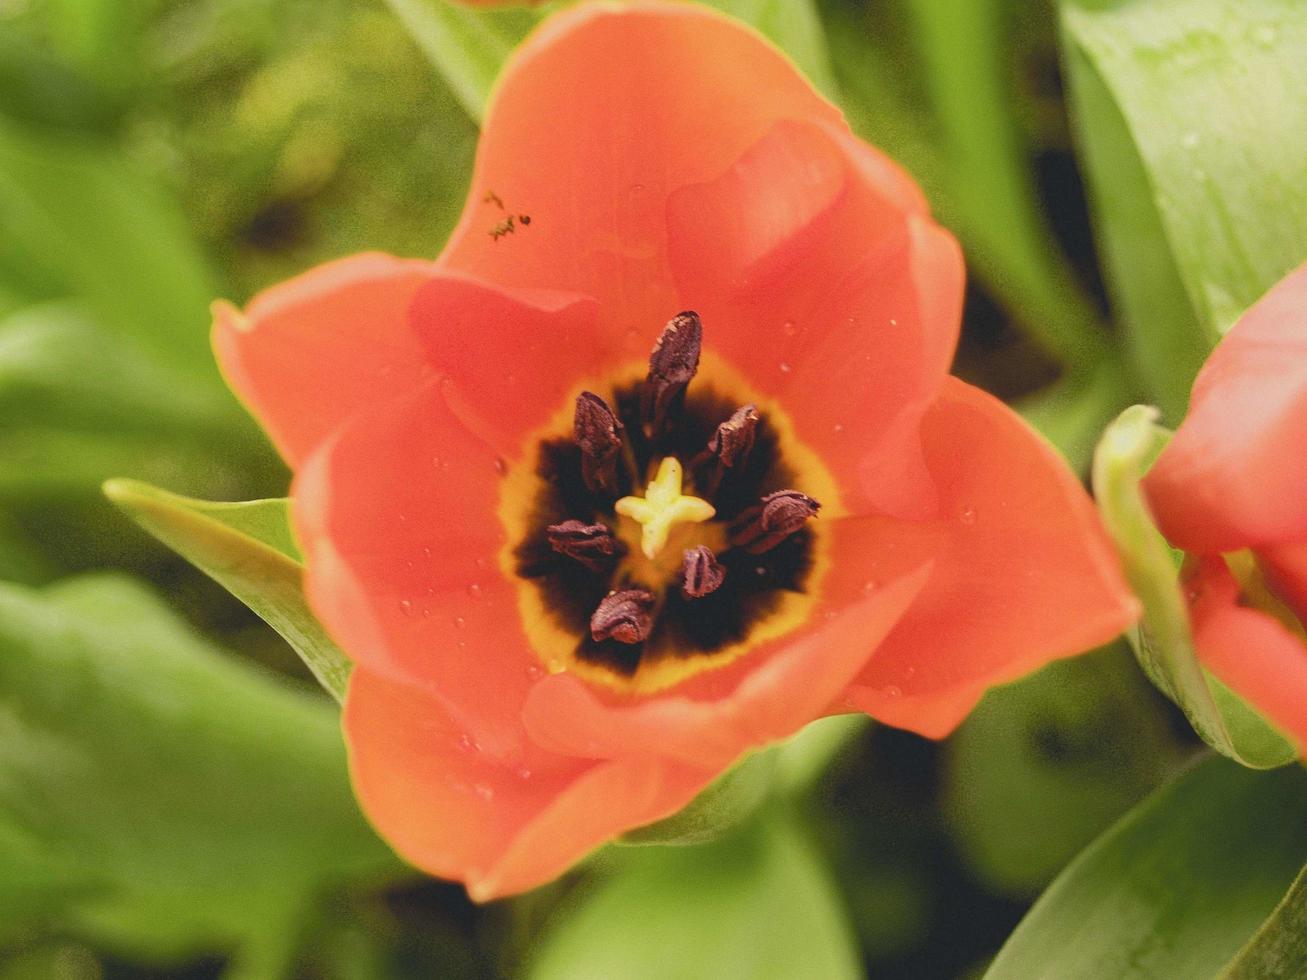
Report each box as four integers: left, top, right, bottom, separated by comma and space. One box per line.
345, 667, 715, 901
843, 378, 1138, 735
1144, 261, 1307, 553
521, 548, 933, 770
666, 120, 957, 519
409, 273, 613, 459
1187, 556, 1307, 754
293, 379, 537, 761
437, 2, 845, 340
212, 253, 436, 467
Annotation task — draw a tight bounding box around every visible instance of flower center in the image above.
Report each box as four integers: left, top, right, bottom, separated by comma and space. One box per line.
615, 457, 716, 560
498, 311, 840, 694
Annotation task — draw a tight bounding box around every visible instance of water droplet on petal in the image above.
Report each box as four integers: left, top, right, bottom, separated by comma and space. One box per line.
862, 579, 878, 594
832, 423, 845, 434
516, 767, 533, 781
778, 361, 792, 374
494, 456, 508, 475
398, 599, 414, 616
454, 616, 466, 629
457, 733, 474, 752
781, 320, 798, 337
467, 583, 483, 598
884, 685, 902, 699
960, 507, 977, 525
473, 783, 494, 801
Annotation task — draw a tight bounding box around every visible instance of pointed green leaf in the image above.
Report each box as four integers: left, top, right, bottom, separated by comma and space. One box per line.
985, 756, 1307, 980
1221, 863, 1307, 979
529, 813, 860, 980
1092, 406, 1295, 768
0, 574, 397, 958
103, 479, 349, 703
1062, 0, 1307, 414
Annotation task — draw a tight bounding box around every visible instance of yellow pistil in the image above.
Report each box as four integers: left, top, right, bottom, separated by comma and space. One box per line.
615, 457, 716, 559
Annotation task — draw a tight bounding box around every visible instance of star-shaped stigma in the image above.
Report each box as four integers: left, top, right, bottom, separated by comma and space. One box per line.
615, 457, 716, 559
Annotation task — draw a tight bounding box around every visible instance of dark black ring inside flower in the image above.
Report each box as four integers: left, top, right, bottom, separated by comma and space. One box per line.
509, 312, 823, 689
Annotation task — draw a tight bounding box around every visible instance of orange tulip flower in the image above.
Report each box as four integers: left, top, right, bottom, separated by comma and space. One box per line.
213, 3, 1136, 899
1144, 262, 1307, 754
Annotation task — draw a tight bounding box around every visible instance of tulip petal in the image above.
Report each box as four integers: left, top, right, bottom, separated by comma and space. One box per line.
409, 273, 613, 459
293, 379, 539, 761
843, 378, 1138, 734
521, 553, 933, 771
345, 667, 714, 901
667, 118, 960, 518
437, 2, 845, 342
213, 253, 437, 466
1187, 559, 1307, 754
1144, 261, 1307, 553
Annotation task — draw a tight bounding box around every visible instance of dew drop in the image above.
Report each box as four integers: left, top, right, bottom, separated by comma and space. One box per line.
629, 182, 646, 194
781, 320, 798, 337
421, 545, 432, 558
960, 507, 977, 525
457, 733, 475, 752
888, 317, 899, 327
884, 685, 902, 699
778, 361, 792, 374
454, 616, 466, 629
516, 767, 534, 781
525, 663, 544, 680
473, 783, 495, 801
398, 599, 414, 616
832, 423, 845, 434
862, 579, 878, 594
494, 456, 508, 475
467, 583, 484, 598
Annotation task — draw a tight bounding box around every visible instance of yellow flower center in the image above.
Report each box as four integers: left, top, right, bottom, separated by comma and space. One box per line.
615, 457, 716, 560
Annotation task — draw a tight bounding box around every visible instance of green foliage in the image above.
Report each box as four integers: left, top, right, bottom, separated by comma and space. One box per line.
1222, 864, 1307, 980
1062, 0, 1307, 418
1092, 406, 1296, 767
527, 813, 860, 980
0, 573, 399, 960
986, 757, 1307, 980
945, 649, 1185, 896
105, 481, 351, 703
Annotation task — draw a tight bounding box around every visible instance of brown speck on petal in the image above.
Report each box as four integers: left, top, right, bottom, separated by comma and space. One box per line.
590, 589, 656, 644
731, 490, 821, 554
547, 520, 625, 573
642, 311, 702, 437
574, 391, 625, 494
682, 545, 726, 598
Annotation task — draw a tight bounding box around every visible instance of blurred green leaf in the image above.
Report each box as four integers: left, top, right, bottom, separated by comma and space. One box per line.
1018, 357, 1131, 474
905, 0, 1108, 369
985, 756, 1307, 980
0, 116, 221, 379
1062, 0, 1307, 415
1092, 406, 1296, 768
528, 813, 859, 980
0, 304, 268, 508
104, 480, 348, 703
0, 574, 397, 960
1221, 863, 1307, 979
378, 0, 541, 123
945, 649, 1184, 896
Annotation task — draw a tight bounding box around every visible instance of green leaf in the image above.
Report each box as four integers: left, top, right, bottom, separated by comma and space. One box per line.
104, 479, 349, 703
528, 813, 860, 980
0, 116, 221, 379
945, 648, 1185, 896
378, 0, 541, 123
1221, 863, 1307, 979
1092, 406, 1296, 768
985, 756, 1307, 980
1062, 0, 1307, 414
0, 573, 397, 959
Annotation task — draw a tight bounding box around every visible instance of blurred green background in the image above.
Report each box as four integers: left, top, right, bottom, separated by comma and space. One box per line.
1, 0, 1304, 977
